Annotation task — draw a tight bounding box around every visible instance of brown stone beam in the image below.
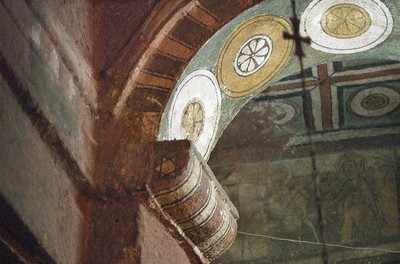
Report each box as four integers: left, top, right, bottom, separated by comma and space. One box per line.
83, 189, 208, 264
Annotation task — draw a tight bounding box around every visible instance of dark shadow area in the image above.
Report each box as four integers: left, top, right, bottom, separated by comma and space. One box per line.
0, 194, 55, 263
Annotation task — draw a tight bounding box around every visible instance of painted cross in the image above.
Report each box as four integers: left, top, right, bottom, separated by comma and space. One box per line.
283, 0, 311, 59
283, 0, 314, 130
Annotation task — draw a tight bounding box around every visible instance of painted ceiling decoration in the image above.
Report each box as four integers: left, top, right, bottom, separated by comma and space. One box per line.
234, 35, 272, 77
217, 15, 294, 98
301, 0, 393, 54
160, 0, 396, 168
250, 60, 400, 146
165, 70, 221, 160
350, 86, 400, 118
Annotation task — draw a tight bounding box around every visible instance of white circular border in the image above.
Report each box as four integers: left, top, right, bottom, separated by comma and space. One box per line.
300, 0, 393, 54
167, 70, 222, 159
351, 87, 400, 117
234, 35, 273, 76
269, 102, 296, 125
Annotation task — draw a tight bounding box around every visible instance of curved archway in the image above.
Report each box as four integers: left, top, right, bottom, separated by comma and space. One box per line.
109, 0, 263, 140
156, 0, 400, 162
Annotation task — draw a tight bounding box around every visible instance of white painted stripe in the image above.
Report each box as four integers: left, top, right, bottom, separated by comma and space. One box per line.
335, 75, 400, 87
269, 77, 316, 87
331, 85, 340, 130
265, 85, 315, 96
334, 64, 400, 77
310, 87, 323, 131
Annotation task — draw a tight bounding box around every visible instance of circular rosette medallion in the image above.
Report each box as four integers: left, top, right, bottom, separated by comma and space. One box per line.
350, 87, 400, 117
181, 102, 204, 142
217, 15, 293, 98
301, 0, 393, 54
234, 35, 272, 77
166, 70, 221, 159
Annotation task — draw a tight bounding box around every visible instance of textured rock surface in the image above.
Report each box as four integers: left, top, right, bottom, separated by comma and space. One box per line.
0, 76, 83, 264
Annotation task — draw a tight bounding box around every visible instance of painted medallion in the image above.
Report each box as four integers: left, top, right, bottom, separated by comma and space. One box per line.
234, 35, 272, 76
218, 15, 293, 98
321, 4, 371, 39
301, 0, 393, 54
181, 101, 204, 141
166, 70, 221, 160
350, 87, 400, 117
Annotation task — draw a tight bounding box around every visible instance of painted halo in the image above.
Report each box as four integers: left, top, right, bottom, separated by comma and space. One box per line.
300, 0, 393, 54
218, 15, 293, 98
166, 70, 222, 159
350, 87, 400, 117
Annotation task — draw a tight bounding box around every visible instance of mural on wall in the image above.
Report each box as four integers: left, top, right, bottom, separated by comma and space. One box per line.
319, 151, 399, 243
217, 15, 293, 98
209, 59, 400, 263
301, 0, 393, 54
164, 70, 221, 160
216, 147, 400, 263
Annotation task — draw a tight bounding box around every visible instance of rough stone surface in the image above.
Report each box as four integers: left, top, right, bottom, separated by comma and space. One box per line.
138, 204, 193, 264
0, 1, 95, 181
0, 76, 83, 264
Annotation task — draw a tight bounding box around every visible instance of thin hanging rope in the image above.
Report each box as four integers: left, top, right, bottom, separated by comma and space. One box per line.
238, 231, 400, 254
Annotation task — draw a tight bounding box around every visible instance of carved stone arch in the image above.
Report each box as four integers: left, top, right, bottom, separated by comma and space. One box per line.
107, 0, 263, 140
91, 2, 263, 261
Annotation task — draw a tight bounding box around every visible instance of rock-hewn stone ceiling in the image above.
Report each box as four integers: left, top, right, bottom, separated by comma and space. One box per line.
156, 0, 400, 263
158, 0, 399, 160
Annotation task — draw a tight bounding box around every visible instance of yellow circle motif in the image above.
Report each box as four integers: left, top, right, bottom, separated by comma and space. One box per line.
322, 4, 372, 39
217, 16, 294, 98
181, 102, 204, 141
